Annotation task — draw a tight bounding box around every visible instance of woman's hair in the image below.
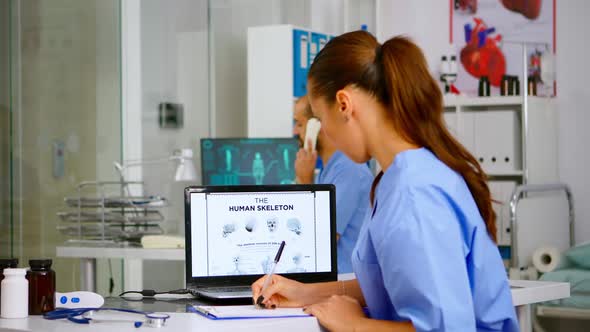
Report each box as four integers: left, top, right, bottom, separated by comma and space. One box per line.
308, 31, 497, 242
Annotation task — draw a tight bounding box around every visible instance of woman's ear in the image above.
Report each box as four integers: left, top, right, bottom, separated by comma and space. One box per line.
335, 89, 353, 122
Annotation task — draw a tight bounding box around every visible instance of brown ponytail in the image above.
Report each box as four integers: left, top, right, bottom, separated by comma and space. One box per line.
309, 31, 497, 242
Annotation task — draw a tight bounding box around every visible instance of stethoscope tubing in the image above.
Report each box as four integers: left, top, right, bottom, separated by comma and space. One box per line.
44, 307, 170, 328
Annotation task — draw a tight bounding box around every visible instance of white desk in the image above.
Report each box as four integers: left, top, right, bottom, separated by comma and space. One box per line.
510, 280, 570, 332
0, 312, 322, 332
56, 245, 184, 292
0, 280, 570, 332
55, 246, 571, 332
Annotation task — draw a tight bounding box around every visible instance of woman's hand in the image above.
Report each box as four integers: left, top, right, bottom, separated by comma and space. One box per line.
251, 274, 313, 308
303, 295, 367, 332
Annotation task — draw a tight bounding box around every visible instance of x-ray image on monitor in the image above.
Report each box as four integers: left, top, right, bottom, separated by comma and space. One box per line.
200, 138, 299, 185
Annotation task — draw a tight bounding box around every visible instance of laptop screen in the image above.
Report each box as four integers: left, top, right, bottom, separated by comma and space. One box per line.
185, 185, 337, 286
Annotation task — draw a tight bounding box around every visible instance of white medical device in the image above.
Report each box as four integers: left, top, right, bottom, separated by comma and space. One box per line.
55, 291, 105, 309
304, 118, 321, 151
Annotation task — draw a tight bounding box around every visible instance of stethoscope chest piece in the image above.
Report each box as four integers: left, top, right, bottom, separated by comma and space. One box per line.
144, 313, 170, 328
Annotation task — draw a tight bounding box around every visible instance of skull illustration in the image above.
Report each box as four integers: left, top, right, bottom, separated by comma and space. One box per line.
245, 218, 256, 233
266, 216, 278, 233
222, 223, 236, 237
287, 218, 302, 235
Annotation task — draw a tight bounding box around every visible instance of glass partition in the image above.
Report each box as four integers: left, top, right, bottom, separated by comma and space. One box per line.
1, 0, 122, 292
1, 0, 377, 294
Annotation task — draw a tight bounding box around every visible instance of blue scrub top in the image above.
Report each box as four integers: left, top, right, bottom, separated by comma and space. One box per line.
317, 151, 373, 273
352, 148, 519, 332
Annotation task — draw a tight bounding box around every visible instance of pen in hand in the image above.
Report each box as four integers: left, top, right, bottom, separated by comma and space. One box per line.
256, 240, 286, 308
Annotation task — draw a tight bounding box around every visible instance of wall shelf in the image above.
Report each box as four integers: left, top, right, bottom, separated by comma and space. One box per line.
442, 95, 557, 246
487, 170, 525, 177
444, 95, 555, 109
444, 95, 523, 108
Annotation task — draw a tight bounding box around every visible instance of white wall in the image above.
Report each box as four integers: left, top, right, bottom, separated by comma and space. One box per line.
310, 0, 345, 35
210, 0, 282, 138
376, 0, 450, 71
140, 0, 209, 232
556, 0, 590, 244
211, 0, 318, 138
210, 0, 374, 140
310, 0, 377, 36
138, 0, 210, 291
376, 0, 590, 244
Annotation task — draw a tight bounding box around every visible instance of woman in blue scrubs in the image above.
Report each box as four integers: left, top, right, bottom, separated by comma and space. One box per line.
252, 31, 519, 332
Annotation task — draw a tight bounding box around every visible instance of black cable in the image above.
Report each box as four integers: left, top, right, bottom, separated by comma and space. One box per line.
108, 259, 115, 296
118, 288, 191, 298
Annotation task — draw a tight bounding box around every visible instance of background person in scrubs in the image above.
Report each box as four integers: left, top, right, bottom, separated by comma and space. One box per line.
252, 31, 519, 332
293, 96, 373, 273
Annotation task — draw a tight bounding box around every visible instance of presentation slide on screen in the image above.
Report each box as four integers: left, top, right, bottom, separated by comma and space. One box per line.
190, 191, 332, 277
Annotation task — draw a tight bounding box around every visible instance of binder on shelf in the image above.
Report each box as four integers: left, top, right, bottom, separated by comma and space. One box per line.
310, 32, 328, 65
474, 110, 520, 173
293, 29, 310, 97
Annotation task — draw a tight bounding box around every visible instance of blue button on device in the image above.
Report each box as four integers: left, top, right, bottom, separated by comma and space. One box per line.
60, 296, 67, 304
72, 297, 80, 303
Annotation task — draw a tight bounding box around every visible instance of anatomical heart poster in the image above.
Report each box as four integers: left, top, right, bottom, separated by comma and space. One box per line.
452, 0, 555, 96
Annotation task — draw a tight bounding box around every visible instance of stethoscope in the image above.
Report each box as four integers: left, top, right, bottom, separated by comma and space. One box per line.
44, 308, 170, 328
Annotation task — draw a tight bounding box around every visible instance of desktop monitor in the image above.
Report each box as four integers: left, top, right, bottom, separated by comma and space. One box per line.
200, 138, 299, 185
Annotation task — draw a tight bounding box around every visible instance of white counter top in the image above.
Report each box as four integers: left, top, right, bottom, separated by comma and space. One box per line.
0, 279, 571, 332
56, 245, 184, 261
0, 312, 322, 332
510, 279, 570, 306
56, 246, 571, 308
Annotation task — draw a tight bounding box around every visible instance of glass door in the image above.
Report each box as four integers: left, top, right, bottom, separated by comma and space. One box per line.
1, 0, 122, 292
0, 0, 11, 258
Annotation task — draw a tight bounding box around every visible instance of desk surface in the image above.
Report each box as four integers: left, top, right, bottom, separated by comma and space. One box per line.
510, 279, 570, 306
0, 312, 321, 332
57, 245, 571, 307
0, 279, 571, 332
0, 297, 321, 332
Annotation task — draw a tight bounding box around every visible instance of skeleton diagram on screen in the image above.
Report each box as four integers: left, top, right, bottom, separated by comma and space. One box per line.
266, 216, 278, 233
287, 218, 302, 236
287, 253, 306, 273
222, 223, 236, 238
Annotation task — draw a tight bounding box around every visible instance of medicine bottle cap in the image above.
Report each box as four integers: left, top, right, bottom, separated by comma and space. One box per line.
0, 258, 18, 270
3, 268, 26, 276
29, 259, 53, 271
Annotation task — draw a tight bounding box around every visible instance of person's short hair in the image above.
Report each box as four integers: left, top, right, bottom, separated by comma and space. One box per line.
296, 95, 314, 119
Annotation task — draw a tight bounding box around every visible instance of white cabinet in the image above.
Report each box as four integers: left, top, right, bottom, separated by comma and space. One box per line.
443, 96, 558, 246
247, 25, 334, 138
473, 110, 521, 174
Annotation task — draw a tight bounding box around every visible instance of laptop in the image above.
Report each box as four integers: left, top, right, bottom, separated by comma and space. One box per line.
184, 184, 337, 300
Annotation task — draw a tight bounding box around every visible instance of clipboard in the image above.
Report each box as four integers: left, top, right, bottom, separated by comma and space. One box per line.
188, 305, 311, 320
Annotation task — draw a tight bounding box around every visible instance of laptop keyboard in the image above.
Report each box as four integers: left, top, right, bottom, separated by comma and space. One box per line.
202, 286, 252, 293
